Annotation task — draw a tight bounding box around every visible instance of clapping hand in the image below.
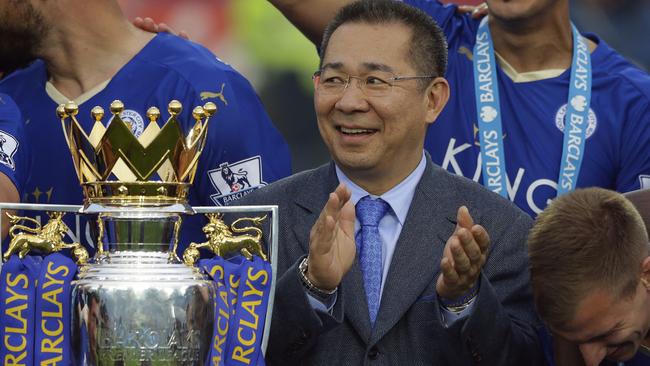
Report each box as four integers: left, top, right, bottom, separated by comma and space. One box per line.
436, 206, 490, 300
306, 183, 356, 291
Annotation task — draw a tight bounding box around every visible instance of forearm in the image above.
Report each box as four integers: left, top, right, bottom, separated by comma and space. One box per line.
268, 0, 353, 45
0, 173, 19, 239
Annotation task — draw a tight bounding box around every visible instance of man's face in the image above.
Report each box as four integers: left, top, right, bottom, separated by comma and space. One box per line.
0, 0, 47, 73
486, 0, 563, 23
315, 21, 447, 186
553, 282, 650, 366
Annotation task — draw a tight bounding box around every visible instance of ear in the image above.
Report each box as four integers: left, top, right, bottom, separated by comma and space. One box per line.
641, 256, 650, 290
425, 77, 450, 125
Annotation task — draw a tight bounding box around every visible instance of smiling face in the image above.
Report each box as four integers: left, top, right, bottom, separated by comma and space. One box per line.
553, 281, 650, 366
315, 21, 448, 194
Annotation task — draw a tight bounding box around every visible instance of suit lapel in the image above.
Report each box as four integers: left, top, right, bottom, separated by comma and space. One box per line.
291, 163, 373, 342
371, 159, 457, 343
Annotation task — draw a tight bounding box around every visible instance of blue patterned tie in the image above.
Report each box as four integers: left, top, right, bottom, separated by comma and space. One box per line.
356, 195, 390, 325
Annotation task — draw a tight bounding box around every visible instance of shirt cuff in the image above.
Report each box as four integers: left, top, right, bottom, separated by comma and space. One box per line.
306, 289, 337, 314
440, 299, 476, 327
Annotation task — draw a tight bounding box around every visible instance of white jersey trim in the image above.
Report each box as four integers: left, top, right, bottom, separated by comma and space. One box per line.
45, 79, 111, 106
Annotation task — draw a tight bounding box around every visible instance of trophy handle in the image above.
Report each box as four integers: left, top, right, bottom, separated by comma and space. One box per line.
96, 214, 105, 257
169, 215, 183, 263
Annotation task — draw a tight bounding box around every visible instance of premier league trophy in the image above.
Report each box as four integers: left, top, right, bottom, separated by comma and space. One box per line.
0, 100, 276, 365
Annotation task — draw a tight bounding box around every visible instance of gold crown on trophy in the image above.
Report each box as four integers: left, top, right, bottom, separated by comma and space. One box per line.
57, 100, 216, 208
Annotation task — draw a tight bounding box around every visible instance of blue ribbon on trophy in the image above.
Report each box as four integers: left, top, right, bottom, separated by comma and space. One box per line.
34, 253, 77, 366
200, 256, 231, 366
0, 254, 41, 365
227, 255, 272, 366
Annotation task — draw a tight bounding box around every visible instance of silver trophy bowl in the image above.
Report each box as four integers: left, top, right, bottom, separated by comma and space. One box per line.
70, 208, 216, 365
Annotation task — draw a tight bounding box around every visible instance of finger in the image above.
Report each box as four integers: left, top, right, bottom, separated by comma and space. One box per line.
454, 205, 474, 234
471, 225, 490, 254
450, 237, 471, 273
334, 183, 351, 208
458, 228, 482, 263
179, 30, 191, 41
142, 17, 159, 32
158, 22, 177, 35
310, 192, 340, 253
456, 5, 474, 14
338, 199, 356, 241
472, 2, 489, 19
133, 17, 144, 27
440, 257, 460, 285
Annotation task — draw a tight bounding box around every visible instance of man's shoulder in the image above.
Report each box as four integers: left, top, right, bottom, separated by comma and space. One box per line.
592, 38, 650, 101
233, 164, 331, 207
135, 34, 242, 88
0, 60, 47, 93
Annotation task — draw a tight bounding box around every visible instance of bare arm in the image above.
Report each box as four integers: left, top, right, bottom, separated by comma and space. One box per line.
268, 0, 353, 45
0, 172, 19, 239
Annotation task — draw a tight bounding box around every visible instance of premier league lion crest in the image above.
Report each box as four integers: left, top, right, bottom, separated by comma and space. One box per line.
208, 156, 267, 205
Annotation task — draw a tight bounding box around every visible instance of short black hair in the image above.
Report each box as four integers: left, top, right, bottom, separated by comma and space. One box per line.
319, 0, 448, 87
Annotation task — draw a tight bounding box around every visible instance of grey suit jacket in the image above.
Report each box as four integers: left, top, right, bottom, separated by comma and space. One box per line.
237, 156, 543, 365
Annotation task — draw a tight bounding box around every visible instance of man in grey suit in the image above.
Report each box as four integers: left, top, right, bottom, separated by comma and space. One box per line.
237, 1, 543, 364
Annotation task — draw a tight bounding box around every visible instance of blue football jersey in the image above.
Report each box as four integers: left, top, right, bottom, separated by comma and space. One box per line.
405, 0, 650, 216
0, 93, 27, 197
0, 33, 291, 248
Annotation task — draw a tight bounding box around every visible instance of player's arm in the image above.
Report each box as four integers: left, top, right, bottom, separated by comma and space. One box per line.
0, 94, 24, 239
267, 0, 353, 45
0, 172, 18, 238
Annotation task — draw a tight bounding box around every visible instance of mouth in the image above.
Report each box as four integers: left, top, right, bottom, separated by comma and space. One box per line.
337, 126, 378, 135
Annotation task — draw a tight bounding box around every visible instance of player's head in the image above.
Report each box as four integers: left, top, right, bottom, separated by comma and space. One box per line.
319, 0, 447, 90
0, 0, 48, 73
313, 0, 449, 191
529, 188, 650, 365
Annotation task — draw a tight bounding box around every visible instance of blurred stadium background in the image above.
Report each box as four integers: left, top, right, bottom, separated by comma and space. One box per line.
117, 0, 650, 173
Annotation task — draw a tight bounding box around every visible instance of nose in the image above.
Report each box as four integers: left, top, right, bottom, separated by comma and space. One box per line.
334, 77, 370, 113
579, 343, 607, 366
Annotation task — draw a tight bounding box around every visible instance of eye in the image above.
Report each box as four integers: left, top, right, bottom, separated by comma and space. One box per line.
365, 76, 390, 86
323, 77, 346, 84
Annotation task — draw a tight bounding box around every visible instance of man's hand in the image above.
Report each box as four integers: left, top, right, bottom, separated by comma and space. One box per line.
457, 2, 488, 19
436, 206, 490, 300
132, 17, 190, 40
306, 183, 356, 291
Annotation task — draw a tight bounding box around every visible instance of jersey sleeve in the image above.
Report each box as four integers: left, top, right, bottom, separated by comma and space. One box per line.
179, 67, 292, 207
402, 0, 476, 45
0, 94, 27, 197
616, 101, 650, 192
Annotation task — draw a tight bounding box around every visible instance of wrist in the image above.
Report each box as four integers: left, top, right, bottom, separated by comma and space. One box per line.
299, 257, 337, 301
439, 282, 479, 308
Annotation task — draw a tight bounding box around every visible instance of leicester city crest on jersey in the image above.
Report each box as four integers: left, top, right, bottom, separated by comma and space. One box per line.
208, 156, 267, 205
555, 103, 598, 139
119, 109, 145, 137
0, 130, 19, 170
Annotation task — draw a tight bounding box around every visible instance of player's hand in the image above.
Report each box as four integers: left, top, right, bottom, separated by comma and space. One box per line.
436, 206, 490, 300
457, 2, 488, 19
133, 17, 190, 40
306, 183, 356, 291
